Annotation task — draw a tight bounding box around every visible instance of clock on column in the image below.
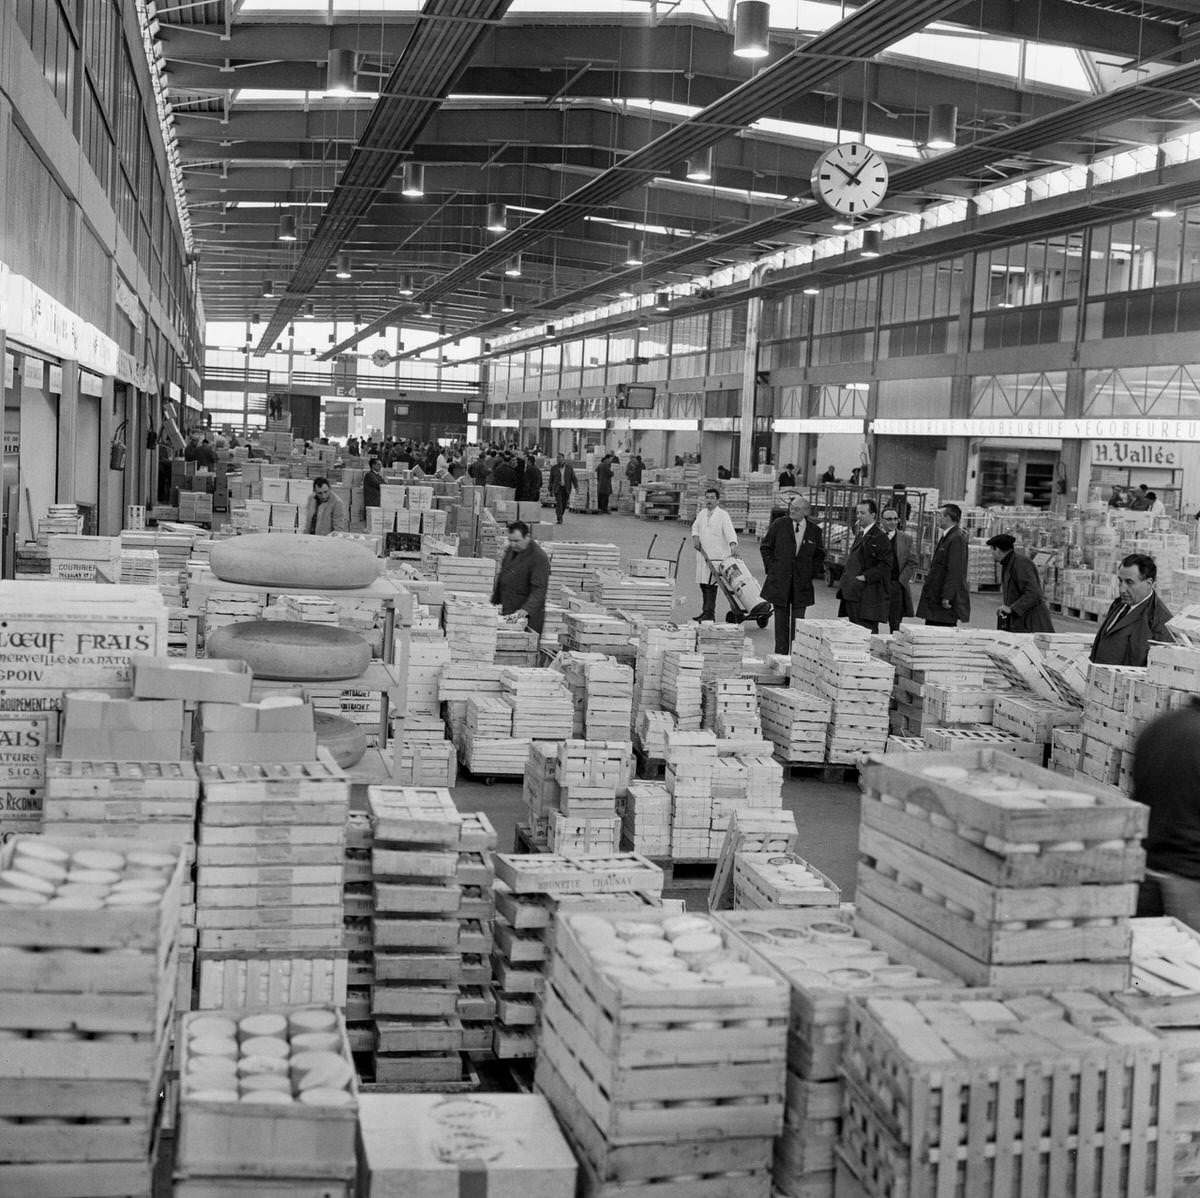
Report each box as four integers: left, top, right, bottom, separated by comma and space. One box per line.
810, 142, 889, 217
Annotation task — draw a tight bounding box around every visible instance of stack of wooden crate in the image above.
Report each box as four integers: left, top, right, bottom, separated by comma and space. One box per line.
632, 624, 696, 715
0, 834, 184, 1198
922, 724, 1043, 759
551, 739, 631, 854
455, 810, 499, 1053
634, 709, 674, 760
991, 692, 1081, 756
696, 622, 744, 682
501, 667, 574, 740
584, 658, 634, 740
838, 988, 1176, 1198
368, 786, 466, 1084
715, 908, 948, 1198
706, 676, 761, 737
535, 908, 788, 1197
432, 555, 496, 595
791, 621, 893, 762
542, 542, 621, 598
562, 612, 635, 658
175, 1004, 358, 1198
194, 760, 349, 1010
665, 728, 719, 858
1075, 661, 1145, 786
42, 758, 200, 1011
759, 686, 831, 763
491, 851, 665, 1061
443, 595, 498, 661
588, 569, 675, 622
619, 780, 672, 855
342, 811, 374, 1054
854, 749, 1147, 987
662, 649, 704, 730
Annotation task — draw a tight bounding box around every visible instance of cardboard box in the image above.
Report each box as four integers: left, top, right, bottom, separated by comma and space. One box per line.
63, 693, 185, 731
358, 1093, 576, 1198
131, 655, 254, 703
60, 728, 188, 761
199, 697, 313, 734
196, 728, 318, 763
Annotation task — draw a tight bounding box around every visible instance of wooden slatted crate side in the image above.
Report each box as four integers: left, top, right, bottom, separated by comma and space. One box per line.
860, 750, 1148, 844
860, 789, 1146, 888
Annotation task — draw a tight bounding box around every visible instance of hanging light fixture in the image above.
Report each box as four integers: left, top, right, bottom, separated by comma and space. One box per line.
625, 240, 644, 266
485, 202, 507, 233
860, 229, 882, 258
303, 302, 315, 318
276, 213, 297, 241
733, 0, 770, 59
418, 302, 434, 319
925, 104, 958, 151
654, 291, 671, 312
335, 254, 352, 279
504, 255, 522, 277
1153, 199, 1177, 219
500, 293, 516, 313
398, 272, 415, 297
636, 318, 650, 332
325, 48, 356, 96
831, 216, 854, 233
261, 279, 275, 297
401, 162, 425, 197
685, 147, 713, 182
802, 284, 820, 296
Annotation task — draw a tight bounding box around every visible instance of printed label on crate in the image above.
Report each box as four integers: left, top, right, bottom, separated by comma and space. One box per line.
0, 617, 161, 687
0, 689, 67, 743
0, 715, 47, 785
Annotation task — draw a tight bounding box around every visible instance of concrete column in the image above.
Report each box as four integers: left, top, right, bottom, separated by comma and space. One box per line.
738, 296, 761, 477
57, 360, 78, 502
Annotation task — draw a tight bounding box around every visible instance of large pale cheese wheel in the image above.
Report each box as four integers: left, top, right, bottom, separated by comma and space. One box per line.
314, 711, 368, 768
207, 621, 371, 681
209, 533, 379, 590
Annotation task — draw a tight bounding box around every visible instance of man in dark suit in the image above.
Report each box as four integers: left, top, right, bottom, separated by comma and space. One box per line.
1090, 553, 1174, 666
759, 496, 825, 655
987, 533, 1055, 633
917, 503, 970, 626
836, 499, 891, 633
548, 453, 577, 524
882, 507, 915, 632
491, 521, 551, 634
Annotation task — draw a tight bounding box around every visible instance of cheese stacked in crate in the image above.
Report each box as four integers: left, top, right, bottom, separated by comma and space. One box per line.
583, 658, 634, 740
43, 759, 200, 1013
791, 621, 893, 761
854, 749, 1147, 988
715, 909, 947, 1198
0, 582, 168, 836
632, 624, 696, 715
501, 667, 574, 740
759, 685, 831, 764
620, 780, 672, 855
194, 760, 350, 1010
706, 677, 761, 737
838, 988, 1176, 1198
0, 836, 184, 1198
456, 810, 500, 1052
523, 740, 560, 842
588, 568, 675, 623
535, 907, 788, 1198
341, 812, 374, 1051
175, 1004, 357, 1198
443, 595, 499, 662
491, 852, 666, 1059
634, 708, 675, 761
696, 622, 744, 682
661, 650, 703, 730
732, 852, 840, 910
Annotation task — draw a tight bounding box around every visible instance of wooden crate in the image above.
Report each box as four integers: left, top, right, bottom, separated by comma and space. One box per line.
176, 1006, 357, 1181
493, 851, 663, 897
708, 808, 799, 909
196, 952, 349, 1010
732, 852, 841, 909
535, 908, 788, 1146
839, 988, 1176, 1198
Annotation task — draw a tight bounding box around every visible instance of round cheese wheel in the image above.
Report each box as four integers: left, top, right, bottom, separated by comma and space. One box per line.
314, 711, 368, 768
289, 1009, 338, 1035
207, 621, 371, 682
210, 533, 379, 590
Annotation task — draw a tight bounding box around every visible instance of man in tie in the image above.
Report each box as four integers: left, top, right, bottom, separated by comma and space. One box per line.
759, 496, 825, 655
882, 507, 915, 632
917, 503, 970, 627
1090, 553, 1174, 666
836, 499, 892, 633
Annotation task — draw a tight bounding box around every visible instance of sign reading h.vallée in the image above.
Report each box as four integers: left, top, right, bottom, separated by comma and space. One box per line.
1091, 440, 1178, 467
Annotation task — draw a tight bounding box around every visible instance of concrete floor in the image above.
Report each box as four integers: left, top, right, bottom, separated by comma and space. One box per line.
458, 506, 1100, 902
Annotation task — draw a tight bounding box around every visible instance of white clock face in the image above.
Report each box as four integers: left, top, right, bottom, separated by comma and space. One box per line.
811, 143, 889, 216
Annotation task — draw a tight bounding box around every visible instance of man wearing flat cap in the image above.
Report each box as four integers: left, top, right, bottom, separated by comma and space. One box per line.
987, 533, 1054, 633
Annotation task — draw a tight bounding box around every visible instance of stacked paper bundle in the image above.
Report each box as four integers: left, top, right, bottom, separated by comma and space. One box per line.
662, 650, 704, 730
665, 729, 719, 857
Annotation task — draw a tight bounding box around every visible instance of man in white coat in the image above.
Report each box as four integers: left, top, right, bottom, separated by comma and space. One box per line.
690, 486, 740, 622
